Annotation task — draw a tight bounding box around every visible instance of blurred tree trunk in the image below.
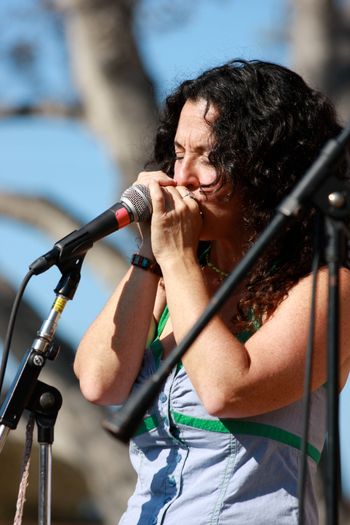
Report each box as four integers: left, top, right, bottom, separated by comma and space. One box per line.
290, 0, 350, 120
62, 0, 159, 190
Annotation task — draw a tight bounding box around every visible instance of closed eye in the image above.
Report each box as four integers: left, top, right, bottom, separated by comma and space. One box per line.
174, 152, 184, 161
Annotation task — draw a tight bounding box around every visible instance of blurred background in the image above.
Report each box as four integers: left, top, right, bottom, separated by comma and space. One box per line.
0, 0, 350, 523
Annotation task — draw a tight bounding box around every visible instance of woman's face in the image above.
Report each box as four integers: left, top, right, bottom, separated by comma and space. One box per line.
173, 98, 241, 241
173, 98, 219, 193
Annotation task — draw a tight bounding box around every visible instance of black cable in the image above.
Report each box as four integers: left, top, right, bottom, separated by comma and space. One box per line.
298, 215, 322, 525
0, 269, 35, 396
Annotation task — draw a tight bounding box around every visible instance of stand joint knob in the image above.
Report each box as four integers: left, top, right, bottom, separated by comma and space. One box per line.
328, 192, 346, 209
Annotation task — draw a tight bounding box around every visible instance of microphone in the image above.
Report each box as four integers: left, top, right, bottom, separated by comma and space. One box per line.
30, 184, 152, 274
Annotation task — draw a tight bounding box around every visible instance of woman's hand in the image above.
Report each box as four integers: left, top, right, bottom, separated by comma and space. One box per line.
133, 170, 177, 256
149, 181, 203, 268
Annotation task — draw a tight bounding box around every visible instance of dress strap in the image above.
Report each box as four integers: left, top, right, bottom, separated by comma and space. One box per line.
156, 305, 170, 338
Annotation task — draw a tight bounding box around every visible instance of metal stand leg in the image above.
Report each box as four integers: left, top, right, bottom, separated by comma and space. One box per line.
0, 260, 81, 523
324, 215, 346, 525
27, 382, 62, 525
39, 443, 52, 525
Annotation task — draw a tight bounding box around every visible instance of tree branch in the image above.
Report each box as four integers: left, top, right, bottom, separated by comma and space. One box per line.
61, 0, 159, 189
0, 191, 129, 287
0, 101, 83, 119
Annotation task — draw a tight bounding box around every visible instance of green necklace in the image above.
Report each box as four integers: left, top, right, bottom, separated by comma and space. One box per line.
205, 251, 230, 281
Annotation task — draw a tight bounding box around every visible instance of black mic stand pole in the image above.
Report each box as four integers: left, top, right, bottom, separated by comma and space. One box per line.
325, 214, 342, 525
0, 256, 84, 525
324, 213, 348, 525
311, 173, 350, 525
104, 123, 350, 525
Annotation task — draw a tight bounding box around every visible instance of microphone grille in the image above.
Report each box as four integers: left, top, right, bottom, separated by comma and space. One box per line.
120, 184, 152, 222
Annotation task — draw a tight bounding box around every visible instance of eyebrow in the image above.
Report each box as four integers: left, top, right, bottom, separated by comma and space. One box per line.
174, 140, 209, 154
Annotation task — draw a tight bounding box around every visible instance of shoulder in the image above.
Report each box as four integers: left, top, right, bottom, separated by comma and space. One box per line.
275, 265, 350, 311
266, 265, 350, 382
251, 265, 350, 371
286, 265, 350, 318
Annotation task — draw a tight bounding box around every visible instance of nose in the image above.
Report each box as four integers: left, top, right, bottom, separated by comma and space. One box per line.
174, 157, 201, 190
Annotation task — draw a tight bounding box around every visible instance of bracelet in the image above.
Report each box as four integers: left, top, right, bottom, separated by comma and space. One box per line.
131, 253, 162, 276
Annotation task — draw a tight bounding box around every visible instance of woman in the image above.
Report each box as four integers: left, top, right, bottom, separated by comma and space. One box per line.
74, 60, 350, 524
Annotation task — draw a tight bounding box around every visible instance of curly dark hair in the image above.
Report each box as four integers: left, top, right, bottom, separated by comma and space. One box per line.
147, 59, 347, 331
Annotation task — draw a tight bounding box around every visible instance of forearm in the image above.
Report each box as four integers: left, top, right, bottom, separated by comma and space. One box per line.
147, 181, 251, 415
74, 263, 160, 405
74, 173, 177, 406
161, 256, 250, 416
162, 256, 349, 419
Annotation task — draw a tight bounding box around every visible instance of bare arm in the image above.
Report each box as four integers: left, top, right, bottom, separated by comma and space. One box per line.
73, 264, 162, 405
163, 258, 350, 417
74, 171, 175, 405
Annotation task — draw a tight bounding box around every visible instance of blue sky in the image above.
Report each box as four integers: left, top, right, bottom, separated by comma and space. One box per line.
1, 0, 350, 496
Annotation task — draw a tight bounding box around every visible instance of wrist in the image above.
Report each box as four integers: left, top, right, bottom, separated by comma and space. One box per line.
131, 253, 162, 277
159, 252, 199, 277
136, 236, 154, 259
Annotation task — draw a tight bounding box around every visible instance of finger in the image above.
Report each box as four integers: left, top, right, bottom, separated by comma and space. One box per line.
158, 176, 177, 188
184, 193, 203, 212
149, 181, 167, 214
163, 185, 191, 203
158, 186, 194, 214
174, 187, 204, 218
136, 170, 177, 188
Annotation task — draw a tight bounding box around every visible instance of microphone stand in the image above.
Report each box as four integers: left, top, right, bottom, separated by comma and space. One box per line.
103, 123, 350, 525
0, 256, 84, 525
313, 174, 350, 524
324, 214, 347, 525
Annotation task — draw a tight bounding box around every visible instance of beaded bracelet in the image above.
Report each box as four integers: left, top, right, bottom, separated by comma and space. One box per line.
131, 253, 162, 276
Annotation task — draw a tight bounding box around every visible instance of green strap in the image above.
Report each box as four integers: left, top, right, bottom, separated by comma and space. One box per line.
134, 411, 321, 463
134, 414, 159, 436
171, 411, 321, 463
148, 307, 170, 366
150, 303, 252, 371
157, 305, 170, 337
